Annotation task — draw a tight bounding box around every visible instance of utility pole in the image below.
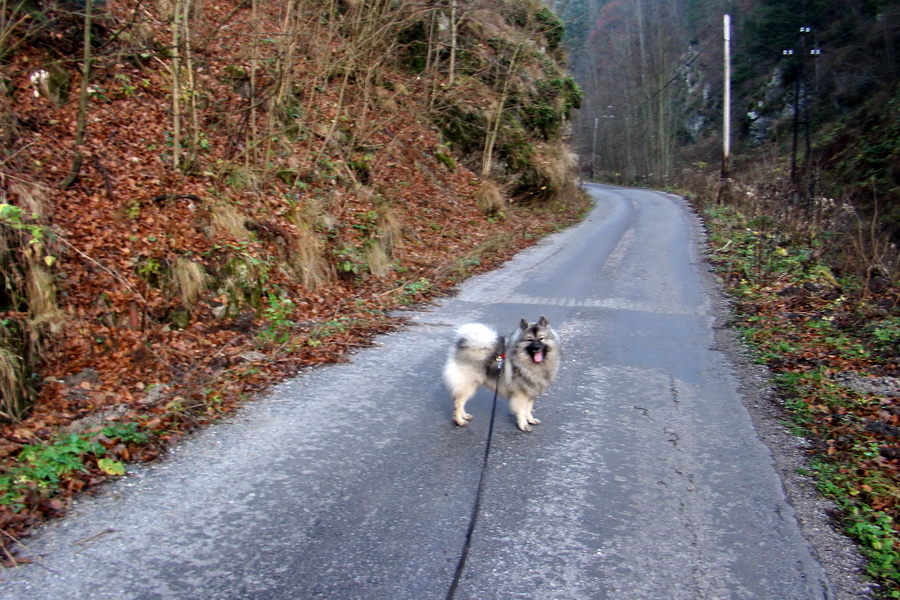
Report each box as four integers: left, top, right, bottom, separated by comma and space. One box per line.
800, 26, 811, 173
783, 27, 821, 193
591, 116, 598, 180
783, 47, 799, 183
722, 14, 731, 177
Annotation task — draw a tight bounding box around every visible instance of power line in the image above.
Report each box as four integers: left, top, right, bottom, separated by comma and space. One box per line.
633, 0, 766, 110
634, 38, 713, 110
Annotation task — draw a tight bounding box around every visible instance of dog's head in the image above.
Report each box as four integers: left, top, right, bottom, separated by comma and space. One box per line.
518, 316, 553, 364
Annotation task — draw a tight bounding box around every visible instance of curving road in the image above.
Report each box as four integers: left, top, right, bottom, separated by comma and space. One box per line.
2, 185, 838, 599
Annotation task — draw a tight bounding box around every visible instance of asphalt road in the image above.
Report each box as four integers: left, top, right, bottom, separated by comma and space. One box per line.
2, 185, 837, 599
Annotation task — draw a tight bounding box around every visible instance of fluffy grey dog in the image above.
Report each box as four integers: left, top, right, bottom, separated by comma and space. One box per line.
444, 316, 561, 432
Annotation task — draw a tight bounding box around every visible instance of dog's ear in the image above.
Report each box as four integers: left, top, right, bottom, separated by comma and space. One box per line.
519, 318, 529, 330
538, 315, 548, 327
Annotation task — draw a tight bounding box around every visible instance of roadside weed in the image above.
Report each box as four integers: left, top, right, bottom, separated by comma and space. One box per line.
400, 277, 433, 304
0, 423, 147, 512
307, 318, 351, 347
259, 291, 296, 344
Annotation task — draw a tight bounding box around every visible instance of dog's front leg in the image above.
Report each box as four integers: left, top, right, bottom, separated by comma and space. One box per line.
525, 398, 541, 426
509, 394, 532, 432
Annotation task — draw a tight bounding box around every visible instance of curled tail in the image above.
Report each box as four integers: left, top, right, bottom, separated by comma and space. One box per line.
453, 323, 500, 353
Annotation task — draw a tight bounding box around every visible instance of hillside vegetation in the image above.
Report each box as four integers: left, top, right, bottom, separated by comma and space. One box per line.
0, 0, 587, 549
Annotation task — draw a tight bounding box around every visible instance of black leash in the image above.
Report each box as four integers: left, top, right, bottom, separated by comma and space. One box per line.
446, 345, 504, 600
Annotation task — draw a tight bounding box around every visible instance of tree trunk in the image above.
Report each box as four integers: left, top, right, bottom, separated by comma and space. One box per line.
481, 42, 522, 179
171, 0, 182, 171
448, 0, 457, 87
60, 0, 92, 189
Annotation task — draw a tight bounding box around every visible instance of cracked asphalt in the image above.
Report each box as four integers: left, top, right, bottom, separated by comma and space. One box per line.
0, 184, 874, 599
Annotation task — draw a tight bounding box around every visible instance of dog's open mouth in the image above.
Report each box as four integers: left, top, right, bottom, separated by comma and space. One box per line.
529, 346, 545, 363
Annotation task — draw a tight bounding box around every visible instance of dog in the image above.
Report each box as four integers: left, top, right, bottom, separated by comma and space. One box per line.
444, 316, 561, 432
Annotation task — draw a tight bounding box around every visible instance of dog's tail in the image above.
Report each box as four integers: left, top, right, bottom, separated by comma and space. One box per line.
452, 324, 506, 381
454, 323, 500, 353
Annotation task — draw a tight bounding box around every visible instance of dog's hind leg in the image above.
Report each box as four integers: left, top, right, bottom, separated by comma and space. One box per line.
509, 394, 533, 432
452, 383, 477, 426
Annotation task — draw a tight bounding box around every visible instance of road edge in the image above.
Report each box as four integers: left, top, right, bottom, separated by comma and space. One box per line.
673, 192, 879, 600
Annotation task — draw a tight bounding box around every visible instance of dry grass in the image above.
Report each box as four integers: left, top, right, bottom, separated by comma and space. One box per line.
0, 226, 15, 288
476, 179, 505, 215
362, 206, 403, 278
365, 242, 392, 277
0, 321, 30, 423
289, 223, 332, 289
171, 257, 211, 306
533, 141, 575, 196
210, 202, 250, 241
375, 205, 402, 255
24, 263, 63, 361
678, 167, 899, 291
0, 219, 43, 421
844, 203, 900, 293
25, 265, 57, 322
0, 345, 23, 422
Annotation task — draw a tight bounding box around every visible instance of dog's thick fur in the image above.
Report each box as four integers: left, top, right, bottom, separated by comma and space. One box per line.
444, 316, 561, 432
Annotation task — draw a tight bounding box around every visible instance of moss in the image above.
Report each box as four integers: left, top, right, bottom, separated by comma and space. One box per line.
435, 152, 456, 171
434, 105, 486, 155
534, 7, 565, 50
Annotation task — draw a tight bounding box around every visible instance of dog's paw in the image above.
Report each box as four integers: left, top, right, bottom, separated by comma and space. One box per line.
527, 416, 541, 425
517, 421, 533, 432
454, 413, 473, 426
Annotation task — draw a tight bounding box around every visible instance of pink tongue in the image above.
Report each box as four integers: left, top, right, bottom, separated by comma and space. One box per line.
533, 351, 543, 363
